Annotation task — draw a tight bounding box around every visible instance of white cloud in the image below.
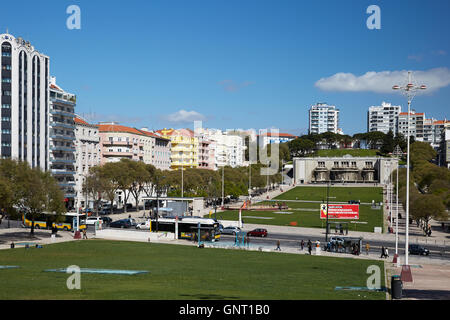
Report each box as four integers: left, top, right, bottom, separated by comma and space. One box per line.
164, 109, 206, 123
315, 68, 450, 93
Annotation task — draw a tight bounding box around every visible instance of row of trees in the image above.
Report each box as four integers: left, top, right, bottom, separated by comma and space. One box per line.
396, 141, 449, 236
0, 159, 66, 235
83, 158, 282, 215
286, 130, 409, 160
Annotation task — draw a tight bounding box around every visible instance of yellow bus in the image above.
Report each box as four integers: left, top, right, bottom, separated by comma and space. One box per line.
22, 212, 87, 231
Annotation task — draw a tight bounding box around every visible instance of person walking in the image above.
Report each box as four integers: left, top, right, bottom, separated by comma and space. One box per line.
276, 240, 281, 251
385, 247, 389, 258
380, 246, 385, 258
82, 228, 88, 240
365, 243, 370, 255
307, 240, 312, 255
300, 240, 304, 251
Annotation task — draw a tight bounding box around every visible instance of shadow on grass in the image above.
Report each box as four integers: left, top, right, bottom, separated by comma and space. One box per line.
179, 293, 241, 300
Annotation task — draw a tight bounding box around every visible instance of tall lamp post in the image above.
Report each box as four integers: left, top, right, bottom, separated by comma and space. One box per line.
393, 145, 402, 256
325, 179, 331, 243
393, 71, 427, 269
221, 166, 225, 207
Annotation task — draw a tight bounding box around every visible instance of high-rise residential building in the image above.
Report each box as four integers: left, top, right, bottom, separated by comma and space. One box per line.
367, 102, 401, 135
398, 111, 425, 141
156, 128, 198, 170
309, 103, 340, 134
0, 33, 50, 169
74, 115, 100, 209
49, 77, 77, 208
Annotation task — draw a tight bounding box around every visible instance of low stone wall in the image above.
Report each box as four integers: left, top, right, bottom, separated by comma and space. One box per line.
94, 229, 175, 242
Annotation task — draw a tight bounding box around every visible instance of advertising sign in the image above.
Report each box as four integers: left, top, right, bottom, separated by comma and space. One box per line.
320, 204, 359, 219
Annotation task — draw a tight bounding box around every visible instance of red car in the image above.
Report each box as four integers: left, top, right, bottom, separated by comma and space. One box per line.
247, 228, 268, 237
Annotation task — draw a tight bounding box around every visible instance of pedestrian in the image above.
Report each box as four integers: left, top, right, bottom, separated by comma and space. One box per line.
82, 228, 88, 240
300, 239, 304, 251
365, 243, 370, 255
385, 247, 389, 258
276, 240, 281, 251
307, 239, 312, 255
380, 246, 385, 258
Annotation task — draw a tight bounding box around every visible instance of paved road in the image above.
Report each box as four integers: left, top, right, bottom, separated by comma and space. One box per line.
219, 232, 450, 260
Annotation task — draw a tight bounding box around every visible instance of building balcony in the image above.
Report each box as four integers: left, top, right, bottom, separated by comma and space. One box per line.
50, 135, 76, 141
51, 97, 76, 106
50, 121, 76, 129
50, 109, 74, 117
51, 169, 76, 176
103, 141, 132, 147
58, 182, 76, 187
102, 151, 133, 157
50, 158, 76, 164
50, 146, 76, 152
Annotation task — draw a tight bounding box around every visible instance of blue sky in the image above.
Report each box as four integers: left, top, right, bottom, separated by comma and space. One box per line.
1, 0, 449, 135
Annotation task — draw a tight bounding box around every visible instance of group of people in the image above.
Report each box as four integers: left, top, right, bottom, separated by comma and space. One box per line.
298, 239, 313, 254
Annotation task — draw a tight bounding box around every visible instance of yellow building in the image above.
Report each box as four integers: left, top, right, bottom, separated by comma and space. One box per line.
157, 128, 198, 170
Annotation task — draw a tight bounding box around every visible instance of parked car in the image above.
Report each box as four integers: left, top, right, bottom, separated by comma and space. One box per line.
221, 226, 241, 235
100, 216, 112, 225
84, 217, 101, 226
136, 221, 150, 230
247, 228, 268, 237
109, 219, 132, 229
409, 244, 430, 256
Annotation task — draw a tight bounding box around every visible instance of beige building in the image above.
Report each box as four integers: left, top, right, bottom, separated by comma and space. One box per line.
293, 156, 397, 185
74, 116, 101, 208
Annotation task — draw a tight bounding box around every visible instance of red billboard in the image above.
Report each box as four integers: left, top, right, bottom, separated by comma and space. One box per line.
320, 204, 359, 220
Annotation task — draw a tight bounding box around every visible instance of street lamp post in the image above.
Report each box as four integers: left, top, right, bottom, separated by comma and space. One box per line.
393, 145, 402, 256
221, 166, 224, 207
325, 179, 331, 243
393, 71, 427, 268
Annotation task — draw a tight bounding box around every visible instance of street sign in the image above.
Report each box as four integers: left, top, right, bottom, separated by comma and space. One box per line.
320, 204, 359, 220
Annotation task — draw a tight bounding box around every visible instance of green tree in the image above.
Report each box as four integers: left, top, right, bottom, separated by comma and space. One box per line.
411, 194, 446, 234
15, 163, 66, 236
380, 130, 395, 154
288, 138, 315, 157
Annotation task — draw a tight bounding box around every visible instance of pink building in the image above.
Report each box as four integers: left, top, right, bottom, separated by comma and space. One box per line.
98, 122, 171, 170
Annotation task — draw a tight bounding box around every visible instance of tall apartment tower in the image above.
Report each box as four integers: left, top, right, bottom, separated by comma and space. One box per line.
48, 76, 77, 208
1, 33, 50, 169
308, 103, 339, 134
367, 102, 401, 135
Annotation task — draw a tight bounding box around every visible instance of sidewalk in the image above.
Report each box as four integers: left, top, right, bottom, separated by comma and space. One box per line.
0, 228, 76, 250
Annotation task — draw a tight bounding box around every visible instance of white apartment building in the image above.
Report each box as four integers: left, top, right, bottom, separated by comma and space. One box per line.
74, 115, 100, 209
0, 33, 50, 169
367, 102, 401, 135
309, 103, 340, 134
49, 77, 77, 208
196, 128, 246, 169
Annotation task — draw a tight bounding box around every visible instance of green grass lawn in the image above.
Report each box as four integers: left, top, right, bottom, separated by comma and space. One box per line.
274, 186, 383, 204
313, 149, 380, 157
218, 187, 384, 232
0, 240, 385, 300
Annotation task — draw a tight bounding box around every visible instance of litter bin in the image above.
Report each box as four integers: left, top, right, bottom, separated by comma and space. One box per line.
391, 275, 402, 299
